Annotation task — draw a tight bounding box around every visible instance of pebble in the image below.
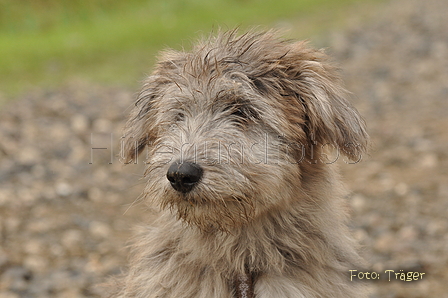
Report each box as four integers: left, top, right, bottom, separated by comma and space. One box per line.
394, 183, 408, 196
350, 194, 366, 212
55, 182, 73, 197
71, 114, 90, 133
89, 221, 112, 238
1, 0, 448, 297
419, 153, 438, 168
61, 229, 84, 249
374, 232, 395, 253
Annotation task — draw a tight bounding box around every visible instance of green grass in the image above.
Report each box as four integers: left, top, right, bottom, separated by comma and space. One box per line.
0, 0, 381, 98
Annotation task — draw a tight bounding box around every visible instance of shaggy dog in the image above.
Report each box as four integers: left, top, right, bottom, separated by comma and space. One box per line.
110, 29, 368, 298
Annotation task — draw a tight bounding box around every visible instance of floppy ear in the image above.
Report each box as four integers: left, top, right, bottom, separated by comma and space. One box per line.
121, 79, 158, 164
121, 50, 188, 164
280, 42, 369, 161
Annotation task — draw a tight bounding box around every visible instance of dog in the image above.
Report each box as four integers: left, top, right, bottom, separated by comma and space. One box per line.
110, 29, 369, 298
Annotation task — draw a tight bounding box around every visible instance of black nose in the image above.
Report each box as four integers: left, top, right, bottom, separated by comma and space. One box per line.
166, 161, 203, 193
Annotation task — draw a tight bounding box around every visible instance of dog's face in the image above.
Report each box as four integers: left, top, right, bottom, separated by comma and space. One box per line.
122, 30, 368, 232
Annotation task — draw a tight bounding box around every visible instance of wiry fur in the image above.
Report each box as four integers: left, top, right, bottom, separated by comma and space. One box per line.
110, 29, 369, 298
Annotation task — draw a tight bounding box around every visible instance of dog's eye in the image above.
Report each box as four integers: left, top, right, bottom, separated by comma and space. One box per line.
220, 95, 260, 123
231, 108, 246, 118
229, 106, 259, 122
175, 112, 185, 122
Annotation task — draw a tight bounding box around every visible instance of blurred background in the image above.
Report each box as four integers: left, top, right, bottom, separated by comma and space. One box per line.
0, 0, 447, 297
0, 0, 378, 98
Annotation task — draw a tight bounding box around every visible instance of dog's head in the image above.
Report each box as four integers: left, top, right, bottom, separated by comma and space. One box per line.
121, 30, 368, 232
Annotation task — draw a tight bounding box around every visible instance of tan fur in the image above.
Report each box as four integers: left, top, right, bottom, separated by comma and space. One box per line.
109, 29, 369, 298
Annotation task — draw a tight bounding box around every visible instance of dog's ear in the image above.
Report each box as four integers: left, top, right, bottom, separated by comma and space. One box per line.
279, 42, 369, 161
121, 79, 158, 164
121, 50, 188, 164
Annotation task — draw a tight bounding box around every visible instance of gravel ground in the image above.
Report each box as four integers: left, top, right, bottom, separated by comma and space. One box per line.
1, 0, 447, 297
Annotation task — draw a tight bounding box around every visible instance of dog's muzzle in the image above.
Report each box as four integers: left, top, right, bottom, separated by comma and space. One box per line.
166, 161, 203, 193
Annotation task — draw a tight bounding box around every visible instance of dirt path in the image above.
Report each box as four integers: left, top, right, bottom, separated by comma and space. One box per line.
1, 0, 447, 297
